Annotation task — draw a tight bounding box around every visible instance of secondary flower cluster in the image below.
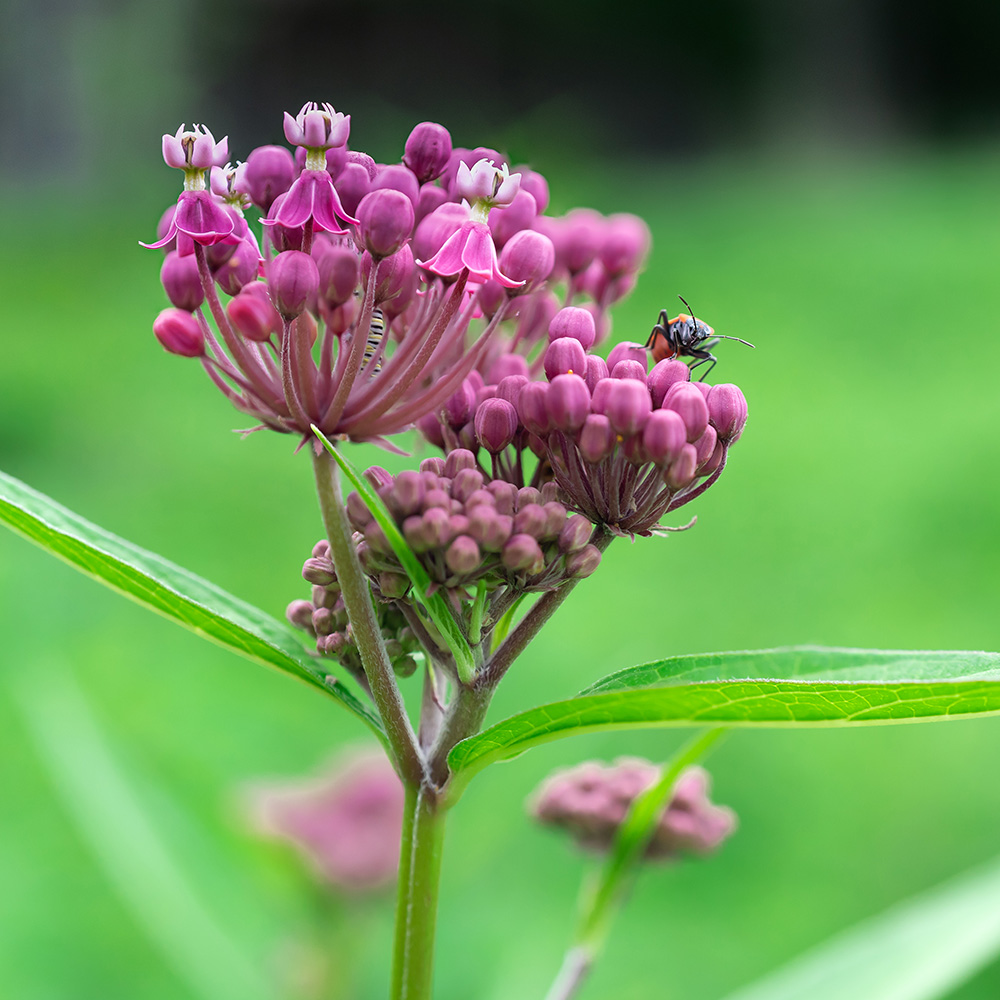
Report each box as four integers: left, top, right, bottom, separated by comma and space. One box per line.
248, 748, 404, 892
146, 106, 651, 447
287, 539, 422, 678
418, 305, 749, 536
530, 761, 736, 858
346, 450, 603, 629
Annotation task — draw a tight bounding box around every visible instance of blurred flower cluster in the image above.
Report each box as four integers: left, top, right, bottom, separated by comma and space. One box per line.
531, 760, 736, 858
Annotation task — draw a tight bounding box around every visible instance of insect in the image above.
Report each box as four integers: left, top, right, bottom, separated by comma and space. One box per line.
362, 307, 386, 374
644, 296, 754, 380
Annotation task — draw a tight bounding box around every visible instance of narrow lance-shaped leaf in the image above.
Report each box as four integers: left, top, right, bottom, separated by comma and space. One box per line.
447, 646, 1000, 793
720, 853, 1000, 1000
0, 469, 384, 740
312, 426, 477, 682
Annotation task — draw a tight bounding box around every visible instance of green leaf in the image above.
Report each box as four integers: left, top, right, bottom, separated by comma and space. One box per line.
312, 427, 477, 682
11, 669, 273, 1000
0, 469, 384, 740
720, 853, 1000, 1000
447, 646, 1000, 790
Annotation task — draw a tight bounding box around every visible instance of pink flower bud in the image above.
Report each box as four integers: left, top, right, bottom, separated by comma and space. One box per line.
548, 306, 596, 349
562, 208, 605, 274
693, 425, 718, 468
443, 381, 477, 428
642, 409, 687, 467
647, 359, 690, 408
584, 355, 609, 394
446, 535, 481, 575
611, 359, 647, 383
546, 373, 591, 433
356, 189, 415, 259
412, 203, 466, 263
214, 241, 260, 297
489, 190, 539, 247
153, 308, 204, 357
244, 145, 296, 212
467, 506, 513, 551
666, 444, 699, 488
603, 378, 652, 436
544, 337, 587, 380
497, 229, 555, 293
502, 533, 544, 573
315, 242, 361, 307
268, 251, 319, 320
404, 122, 453, 183
517, 381, 552, 435
414, 182, 449, 225
558, 514, 592, 552
707, 383, 748, 442
160, 251, 204, 311
607, 341, 648, 373
372, 164, 420, 207
516, 168, 550, 213
600, 213, 651, 276
513, 503, 548, 538
228, 284, 280, 342
475, 397, 519, 453
663, 383, 710, 442
488, 355, 529, 385
565, 544, 602, 578
578, 414, 616, 463
443, 448, 477, 478
333, 162, 371, 218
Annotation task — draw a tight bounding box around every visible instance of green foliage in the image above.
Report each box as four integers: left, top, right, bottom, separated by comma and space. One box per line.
448, 647, 1000, 790
0, 469, 384, 741
721, 853, 1000, 1000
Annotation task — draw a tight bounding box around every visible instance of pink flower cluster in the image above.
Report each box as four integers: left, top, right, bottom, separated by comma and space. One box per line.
418, 304, 748, 536
145, 104, 651, 446
248, 749, 404, 893
531, 761, 736, 858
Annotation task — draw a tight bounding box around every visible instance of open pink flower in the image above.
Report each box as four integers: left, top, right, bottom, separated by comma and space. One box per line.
141, 190, 236, 254
417, 218, 523, 288
283, 101, 351, 150
263, 170, 358, 235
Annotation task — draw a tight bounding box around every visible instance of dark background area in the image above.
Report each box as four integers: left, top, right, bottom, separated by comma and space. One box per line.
4, 0, 1000, 182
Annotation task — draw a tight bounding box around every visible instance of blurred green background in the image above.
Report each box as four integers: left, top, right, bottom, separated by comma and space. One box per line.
3, 1, 1000, 998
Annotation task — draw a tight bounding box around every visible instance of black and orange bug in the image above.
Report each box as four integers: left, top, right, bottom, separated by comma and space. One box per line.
644, 295, 754, 380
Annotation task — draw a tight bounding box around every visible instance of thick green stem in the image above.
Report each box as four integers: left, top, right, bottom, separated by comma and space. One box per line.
312, 447, 423, 786
391, 783, 446, 1000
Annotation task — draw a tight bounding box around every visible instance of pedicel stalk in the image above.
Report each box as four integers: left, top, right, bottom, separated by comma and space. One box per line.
4, 100, 998, 1000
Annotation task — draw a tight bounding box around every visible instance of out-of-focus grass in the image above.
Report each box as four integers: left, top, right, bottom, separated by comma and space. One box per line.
2, 147, 1000, 999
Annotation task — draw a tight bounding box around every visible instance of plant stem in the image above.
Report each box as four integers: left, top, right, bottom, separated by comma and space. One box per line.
391, 782, 446, 1000
546, 727, 728, 1000
477, 530, 613, 690
312, 447, 424, 786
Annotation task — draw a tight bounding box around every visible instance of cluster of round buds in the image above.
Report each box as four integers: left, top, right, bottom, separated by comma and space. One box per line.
417, 306, 748, 536
530, 761, 736, 858
346, 451, 603, 617
247, 749, 404, 893
145, 105, 649, 447
287, 540, 421, 678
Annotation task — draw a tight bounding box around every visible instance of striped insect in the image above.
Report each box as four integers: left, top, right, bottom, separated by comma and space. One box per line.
645, 295, 754, 380
361, 307, 386, 375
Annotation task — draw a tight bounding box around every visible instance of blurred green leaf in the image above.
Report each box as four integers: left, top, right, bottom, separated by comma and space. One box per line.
447, 646, 1000, 788
314, 427, 477, 682
720, 853, 1000, 1000
0, 469, 384, 739
11, 669, 272, 1000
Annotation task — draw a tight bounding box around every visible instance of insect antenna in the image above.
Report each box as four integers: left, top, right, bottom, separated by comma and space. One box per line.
677, 294, 696, 325
713, 334, 755, 348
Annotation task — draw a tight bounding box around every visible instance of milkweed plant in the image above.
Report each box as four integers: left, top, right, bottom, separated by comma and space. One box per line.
4, 102, 1000, 1000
